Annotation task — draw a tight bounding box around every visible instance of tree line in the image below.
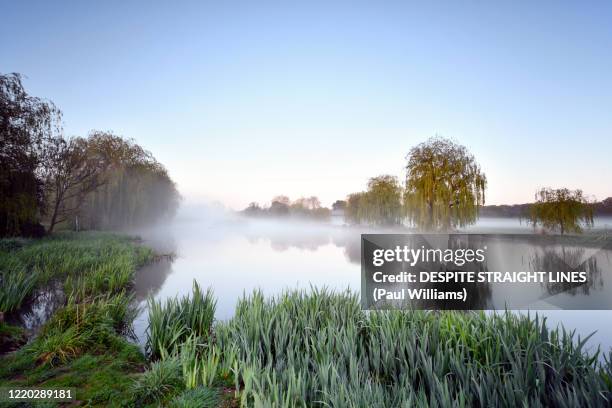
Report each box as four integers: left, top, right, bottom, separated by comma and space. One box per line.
341, 137, 595, 234
243, 195, 331, 220
1, 73, 179, 237
240, 135, 596, 234
343, 137, 487, 230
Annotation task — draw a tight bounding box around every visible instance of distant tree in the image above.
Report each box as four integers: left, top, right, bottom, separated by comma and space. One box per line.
311, 207, 331, 219
290, 198, 308, 216
243, 202, 263, 216
269, 198, 290, 216
404, 137, 486, 231
345, 193, 367, 224
291, 196, 321, 212
365, 175, 403, 225
243, 196, 329, 220
290, 196, 329, 219
597, 197, 612, 215
344, 175, 403, 226
271, 195, 290, 206
0, 73, 61, 237
303, 196, 321, 210
527, 188, 594, 234
332, 200, 347, 211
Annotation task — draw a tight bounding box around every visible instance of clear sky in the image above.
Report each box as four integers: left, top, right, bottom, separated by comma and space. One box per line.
3, 1, 611, 209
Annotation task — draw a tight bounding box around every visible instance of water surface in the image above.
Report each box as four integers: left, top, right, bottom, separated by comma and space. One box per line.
133, 214, 612, 356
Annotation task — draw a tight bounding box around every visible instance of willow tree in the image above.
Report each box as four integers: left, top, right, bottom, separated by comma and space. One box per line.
344, 175, 403, 226
527, 188, 593, 234
345, 192, 368, 225
61, 131, 180, 231
0, 73, 61, 236
404, 137, 486, 231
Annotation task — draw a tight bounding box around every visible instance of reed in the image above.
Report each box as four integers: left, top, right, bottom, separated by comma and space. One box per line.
213, 288, 612, 407
0, 263, 37, 314
146, 280, 216, 359
0, 232, 154, 316
0, 232, 158, 406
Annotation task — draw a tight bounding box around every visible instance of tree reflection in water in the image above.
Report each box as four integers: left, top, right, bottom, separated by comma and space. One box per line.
530, 246, 603, 296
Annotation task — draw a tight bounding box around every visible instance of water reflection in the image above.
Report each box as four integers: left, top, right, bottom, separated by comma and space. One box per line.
133, 257, 175, 302
9, 282, 65, 332
242, 223, 375, 268
530, 247, 603, 296
130, 217, 612, 353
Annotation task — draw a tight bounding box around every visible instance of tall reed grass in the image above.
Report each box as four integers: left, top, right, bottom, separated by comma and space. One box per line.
146, 281, 216, 359
143, 283, 611, 406
0, 232, 153, 317
210, 288, 612, 407
0, 262, 36, 314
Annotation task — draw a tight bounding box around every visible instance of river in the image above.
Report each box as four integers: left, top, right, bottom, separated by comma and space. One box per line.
132, 210, 612, 357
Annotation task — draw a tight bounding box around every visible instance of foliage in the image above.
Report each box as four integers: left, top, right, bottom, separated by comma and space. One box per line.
1, 347, 145, 406
242, 195, 331, 220
0, 232, 153, 319
136, 283, 223, 404
214, 288, 611, 407
168, 386, 220, 408
404, 137, 486, 231
0, 73, 61, 237
0, 234, 149, 358
131, 357, 184, 405
527, 187, 594, 234
43, 135, 110, 233
1, 72, 179, 237
0, 232, 155, 406
0, 322, 26, 352
27, 293, 139, 366
332, 199, 347, 211
67, 131, 180, 231
146, 280, 216, 359
345, 175, 403, 225
0, 259, 37, 314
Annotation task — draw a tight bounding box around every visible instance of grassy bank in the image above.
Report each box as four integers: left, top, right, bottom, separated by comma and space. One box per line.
1, 233, 611, 407
0, 232, 155, 406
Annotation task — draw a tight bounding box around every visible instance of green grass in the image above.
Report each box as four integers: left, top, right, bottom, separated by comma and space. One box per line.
168, 386, 220, 408
0, 321, 27, 353
0, 232, 155, 407
0, 232, 154, 315
131, 357, 184, 405
0, 346, 146, 406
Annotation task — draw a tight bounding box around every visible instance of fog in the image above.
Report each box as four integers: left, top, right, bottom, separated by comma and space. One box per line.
127, 201, 612, 356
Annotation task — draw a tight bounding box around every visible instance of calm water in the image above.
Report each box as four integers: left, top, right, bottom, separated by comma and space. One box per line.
132, 213, 612, 356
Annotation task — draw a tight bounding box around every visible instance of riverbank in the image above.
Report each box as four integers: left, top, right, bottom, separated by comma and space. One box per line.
0, 233, 157, 405
1, 232, 611, 406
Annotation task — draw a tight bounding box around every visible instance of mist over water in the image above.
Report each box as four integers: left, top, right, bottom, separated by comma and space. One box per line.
131, 202, 612, 356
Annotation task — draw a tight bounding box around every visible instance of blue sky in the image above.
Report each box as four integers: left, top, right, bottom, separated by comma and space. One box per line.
3, 1, 611, 208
